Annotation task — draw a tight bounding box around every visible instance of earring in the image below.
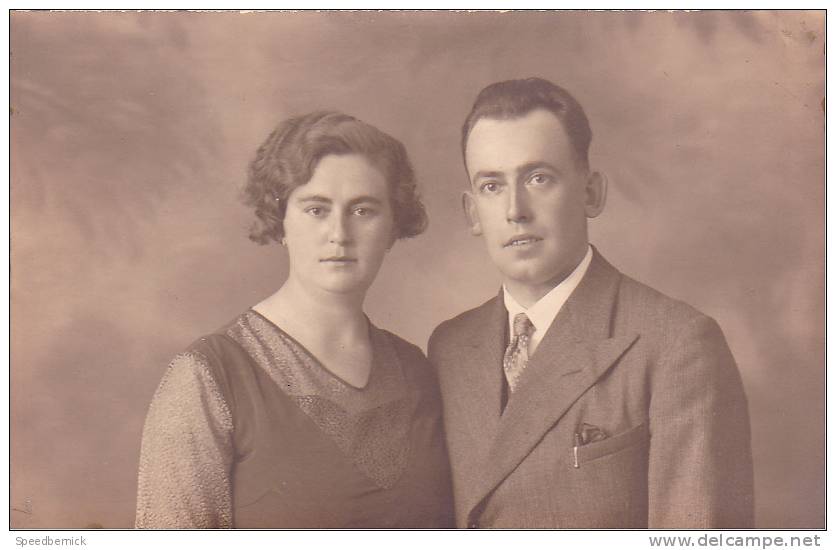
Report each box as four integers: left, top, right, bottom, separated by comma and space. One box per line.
280, 237, 287, 246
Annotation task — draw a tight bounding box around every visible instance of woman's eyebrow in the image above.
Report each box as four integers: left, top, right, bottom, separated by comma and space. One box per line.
348, 196, 384, 207
295, 194, 332, 204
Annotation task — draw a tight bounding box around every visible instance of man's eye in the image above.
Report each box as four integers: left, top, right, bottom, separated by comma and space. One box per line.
529, 173, 553, 186
480, 181, 501, 194
353, 207, 374, 216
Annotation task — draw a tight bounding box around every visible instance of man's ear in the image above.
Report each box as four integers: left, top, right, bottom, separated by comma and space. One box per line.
462, 192, 482, 236
584, 171, 607, 219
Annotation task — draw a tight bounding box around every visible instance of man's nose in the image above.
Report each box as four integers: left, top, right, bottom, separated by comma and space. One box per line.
506, 183, 532, 223
328, 212, 351, 245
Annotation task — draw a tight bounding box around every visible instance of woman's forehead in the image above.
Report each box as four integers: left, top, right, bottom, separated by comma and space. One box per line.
294, 154, 391, 203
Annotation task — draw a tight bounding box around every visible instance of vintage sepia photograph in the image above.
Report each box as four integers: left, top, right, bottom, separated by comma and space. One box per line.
10, 10, 824, 531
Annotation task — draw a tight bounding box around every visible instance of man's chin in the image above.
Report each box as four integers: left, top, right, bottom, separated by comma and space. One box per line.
499, 267, 547, 288
500, 264, 575, 291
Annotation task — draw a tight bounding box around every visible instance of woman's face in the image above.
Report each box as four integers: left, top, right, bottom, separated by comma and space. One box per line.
282, 153, 396, 297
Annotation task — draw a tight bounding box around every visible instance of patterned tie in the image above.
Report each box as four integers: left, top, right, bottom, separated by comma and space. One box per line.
503, 313, 535, 392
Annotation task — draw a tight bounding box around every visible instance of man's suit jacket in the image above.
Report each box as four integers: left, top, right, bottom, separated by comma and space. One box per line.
428, 250, 754, 529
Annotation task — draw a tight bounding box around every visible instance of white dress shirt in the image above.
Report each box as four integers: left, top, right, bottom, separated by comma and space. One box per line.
503, 245, 593, 356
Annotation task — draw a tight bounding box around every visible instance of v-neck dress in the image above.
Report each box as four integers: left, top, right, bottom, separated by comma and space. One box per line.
135, 310, 454, 528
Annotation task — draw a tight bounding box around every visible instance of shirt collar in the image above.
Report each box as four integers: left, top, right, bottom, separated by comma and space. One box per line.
503, 245, 593, 336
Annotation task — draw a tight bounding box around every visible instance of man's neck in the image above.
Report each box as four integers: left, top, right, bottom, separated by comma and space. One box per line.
504, 280, 566, 309
503, 245, 592, 309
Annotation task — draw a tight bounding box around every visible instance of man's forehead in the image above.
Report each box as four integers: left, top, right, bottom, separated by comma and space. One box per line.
468, 109, 569, 138
465, 109, 575, 170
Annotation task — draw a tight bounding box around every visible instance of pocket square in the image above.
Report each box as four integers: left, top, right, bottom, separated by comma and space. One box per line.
577, 423, 609, 445
573, 423, 609, 468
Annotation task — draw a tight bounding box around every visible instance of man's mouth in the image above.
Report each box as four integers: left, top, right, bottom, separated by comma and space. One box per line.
504, 235, 542, 248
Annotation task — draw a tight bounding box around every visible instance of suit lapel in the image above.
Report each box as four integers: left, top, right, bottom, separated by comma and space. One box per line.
466, 251, 639, 518
444, 291, 507, 506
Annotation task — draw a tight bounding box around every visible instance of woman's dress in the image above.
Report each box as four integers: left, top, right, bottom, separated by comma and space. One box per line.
136, 310, 454, 528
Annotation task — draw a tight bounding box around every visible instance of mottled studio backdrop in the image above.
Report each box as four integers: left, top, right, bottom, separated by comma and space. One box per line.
11, 11, 824, 528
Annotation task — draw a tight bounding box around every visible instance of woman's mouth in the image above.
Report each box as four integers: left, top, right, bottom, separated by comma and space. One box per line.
320, 257, 358, 263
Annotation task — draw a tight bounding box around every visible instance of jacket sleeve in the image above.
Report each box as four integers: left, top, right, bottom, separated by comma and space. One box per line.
135, 351, 234, 528
647, 315, 754, 528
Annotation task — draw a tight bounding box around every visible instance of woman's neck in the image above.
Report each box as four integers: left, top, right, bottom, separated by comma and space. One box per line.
254, 277, 369, 339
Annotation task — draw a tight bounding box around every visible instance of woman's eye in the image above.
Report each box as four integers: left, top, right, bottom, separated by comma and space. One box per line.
353, 206, 380, 217
305, 207, 326, 217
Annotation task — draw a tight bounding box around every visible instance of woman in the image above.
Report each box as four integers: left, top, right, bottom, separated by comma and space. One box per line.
135, 111, 454, 528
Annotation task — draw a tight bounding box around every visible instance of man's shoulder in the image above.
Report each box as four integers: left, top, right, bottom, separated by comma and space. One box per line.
612, 268, 721, 344
428, 295, 498, 353
592, 258, 734, 377
582, 249, 709, 326
619, 271, 703, 317
573, 249, 720, 341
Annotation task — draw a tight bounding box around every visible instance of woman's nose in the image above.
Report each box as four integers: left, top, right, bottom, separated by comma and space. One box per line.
328, 212, 351, 244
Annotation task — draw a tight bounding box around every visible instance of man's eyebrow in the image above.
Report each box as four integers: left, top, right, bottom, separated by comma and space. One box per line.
472, 170, 505, 181
517, 162, 562, 177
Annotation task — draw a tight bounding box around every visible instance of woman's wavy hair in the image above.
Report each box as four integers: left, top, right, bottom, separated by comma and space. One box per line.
242, 111, 428, 244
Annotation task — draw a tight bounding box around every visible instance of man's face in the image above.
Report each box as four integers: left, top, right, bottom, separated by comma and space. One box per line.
463, 109, 605, 301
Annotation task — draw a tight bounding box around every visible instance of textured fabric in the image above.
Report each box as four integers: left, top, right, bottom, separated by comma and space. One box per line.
229, 312, 410, 489
137, 310, 454, 529
135, 352, 234, 528
502, 313, 534, 392
428, 248, 754, 529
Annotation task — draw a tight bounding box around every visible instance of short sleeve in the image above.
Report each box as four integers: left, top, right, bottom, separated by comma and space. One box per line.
135, 351, 234, 528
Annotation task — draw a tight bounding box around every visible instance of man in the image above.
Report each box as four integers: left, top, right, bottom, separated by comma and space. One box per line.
428, 77, 754, 529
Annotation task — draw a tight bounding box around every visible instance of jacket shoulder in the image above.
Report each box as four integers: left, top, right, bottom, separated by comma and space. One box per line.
615, 272, 717, 338
428, 296, 497, 356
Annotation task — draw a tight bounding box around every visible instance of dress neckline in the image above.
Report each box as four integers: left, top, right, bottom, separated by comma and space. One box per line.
247, 308, 376, 391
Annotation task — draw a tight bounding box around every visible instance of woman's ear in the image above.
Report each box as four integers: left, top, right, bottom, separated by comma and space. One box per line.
584, 171, 608, 219
462, 192, 482, 236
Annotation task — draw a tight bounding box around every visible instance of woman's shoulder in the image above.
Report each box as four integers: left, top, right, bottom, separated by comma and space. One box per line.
374, 327, 443, 410
374, 327, 426, 363
184, 310, 258, 360
168, 310, 260, 397
373, 326, 439, 383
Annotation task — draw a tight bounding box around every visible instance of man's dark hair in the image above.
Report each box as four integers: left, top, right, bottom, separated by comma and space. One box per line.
461, 77, 592, 170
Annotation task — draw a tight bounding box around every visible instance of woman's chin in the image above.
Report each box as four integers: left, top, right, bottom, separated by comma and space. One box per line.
310, 274, 373, 296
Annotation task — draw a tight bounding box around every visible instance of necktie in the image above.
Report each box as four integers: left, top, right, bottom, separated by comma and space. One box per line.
503, 313, 535, 392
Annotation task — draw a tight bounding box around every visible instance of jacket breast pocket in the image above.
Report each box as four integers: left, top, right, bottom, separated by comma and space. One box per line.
562, 423, 650, 528
575, 423, 648, 466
